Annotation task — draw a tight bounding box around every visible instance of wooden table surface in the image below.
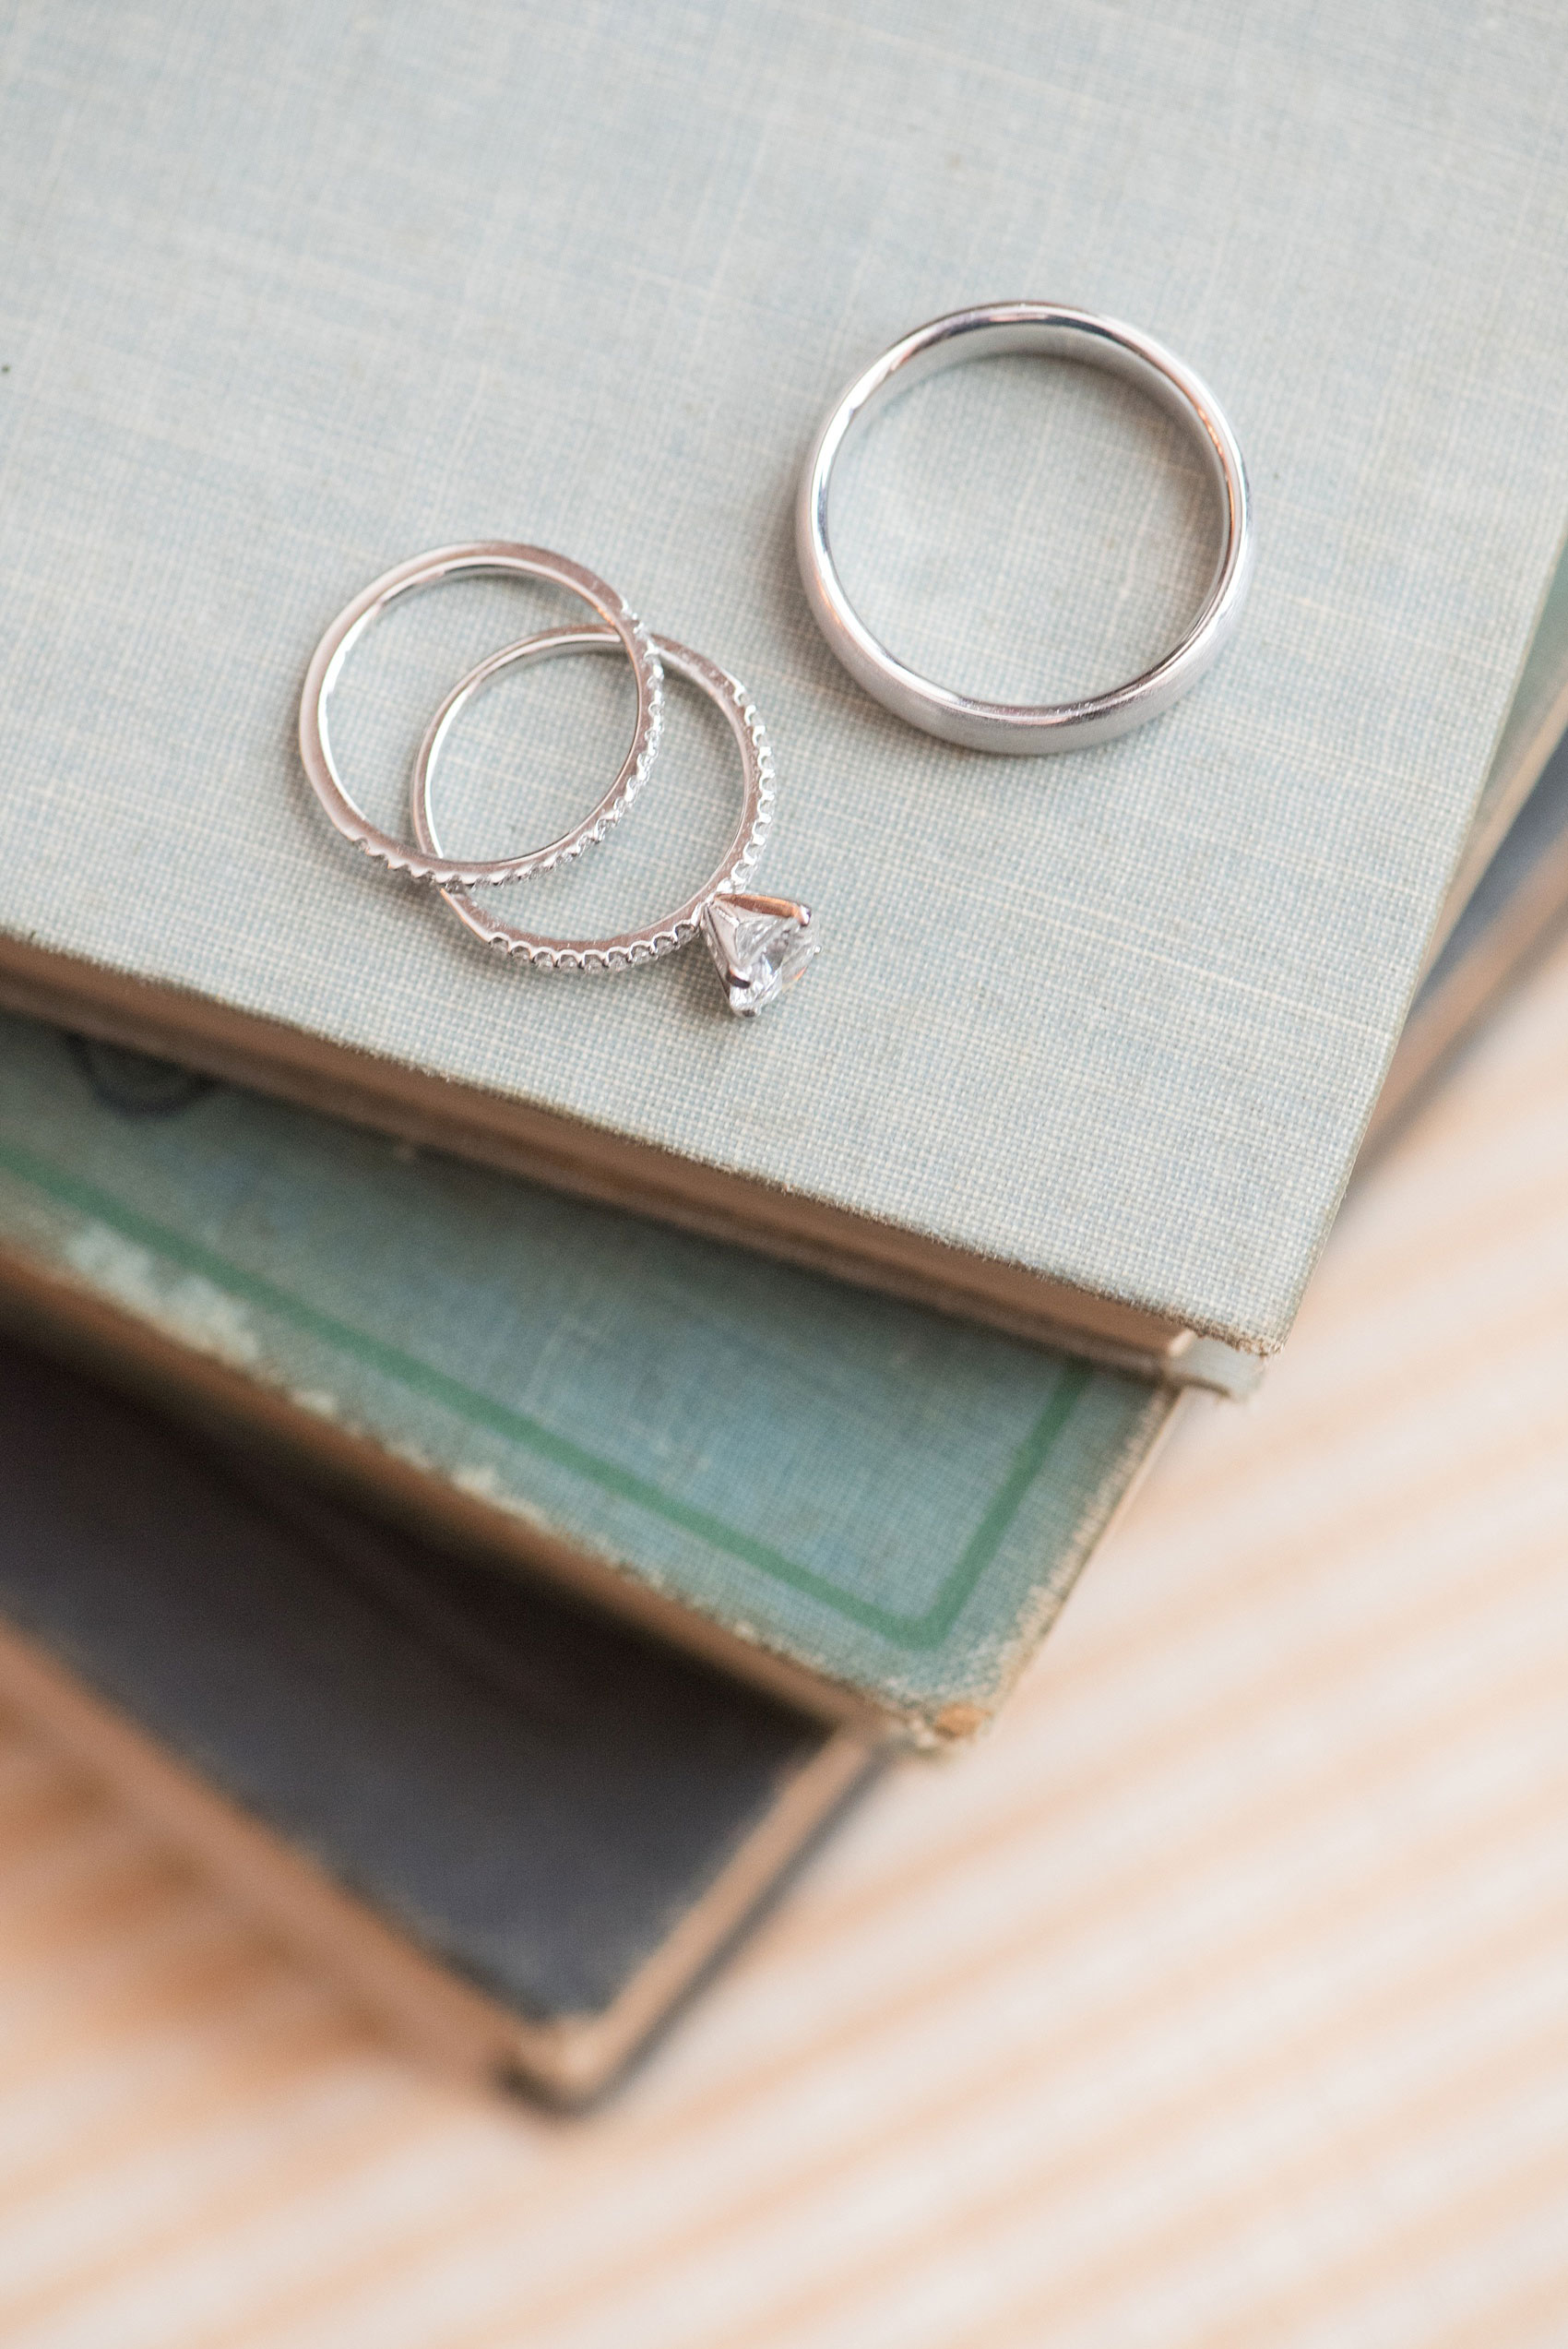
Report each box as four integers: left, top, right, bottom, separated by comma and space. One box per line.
3, 932, 1567, 2349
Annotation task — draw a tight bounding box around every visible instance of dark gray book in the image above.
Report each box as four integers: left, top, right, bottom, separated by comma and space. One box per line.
1366, 731, 1568, 1149
0, 1342, 872, 2105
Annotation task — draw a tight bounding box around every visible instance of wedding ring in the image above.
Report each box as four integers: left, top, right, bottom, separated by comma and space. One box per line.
411, 626, 816, 1015
796, 302, 1253, 754
299, 543, 662, 884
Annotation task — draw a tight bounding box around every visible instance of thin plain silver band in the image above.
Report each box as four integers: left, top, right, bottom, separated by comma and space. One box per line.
299, 543, 662, 885
795, 303, 1253, 754
410, 626, 775, 970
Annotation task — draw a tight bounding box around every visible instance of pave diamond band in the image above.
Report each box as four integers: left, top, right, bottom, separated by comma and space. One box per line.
299, 543, 663, 887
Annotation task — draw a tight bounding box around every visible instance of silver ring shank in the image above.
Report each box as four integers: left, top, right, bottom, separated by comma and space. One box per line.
795, 303, 1253, 754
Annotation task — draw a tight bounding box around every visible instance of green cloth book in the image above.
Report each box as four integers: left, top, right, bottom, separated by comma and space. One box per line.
1, 1, 1565, 1381
0, 1017, 1177, 1745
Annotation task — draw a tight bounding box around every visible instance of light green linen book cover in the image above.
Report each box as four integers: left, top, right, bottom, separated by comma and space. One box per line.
0, 0, 1566, 1362
0, 1015, 1175, 1743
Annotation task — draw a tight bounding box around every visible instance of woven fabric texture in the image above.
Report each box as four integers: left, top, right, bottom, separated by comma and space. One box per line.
0, 0, 1565, 1345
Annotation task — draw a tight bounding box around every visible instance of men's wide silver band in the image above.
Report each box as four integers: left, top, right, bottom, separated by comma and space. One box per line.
795, 302, 1254, 755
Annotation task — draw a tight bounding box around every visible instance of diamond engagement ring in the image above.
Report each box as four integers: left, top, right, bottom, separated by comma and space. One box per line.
299, 544, 816, 1018
410, 625, 817, 1016
796, 301, 1253, 754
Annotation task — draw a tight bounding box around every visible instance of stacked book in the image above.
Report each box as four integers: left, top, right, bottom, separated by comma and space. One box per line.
1, 0, 1566, 2103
